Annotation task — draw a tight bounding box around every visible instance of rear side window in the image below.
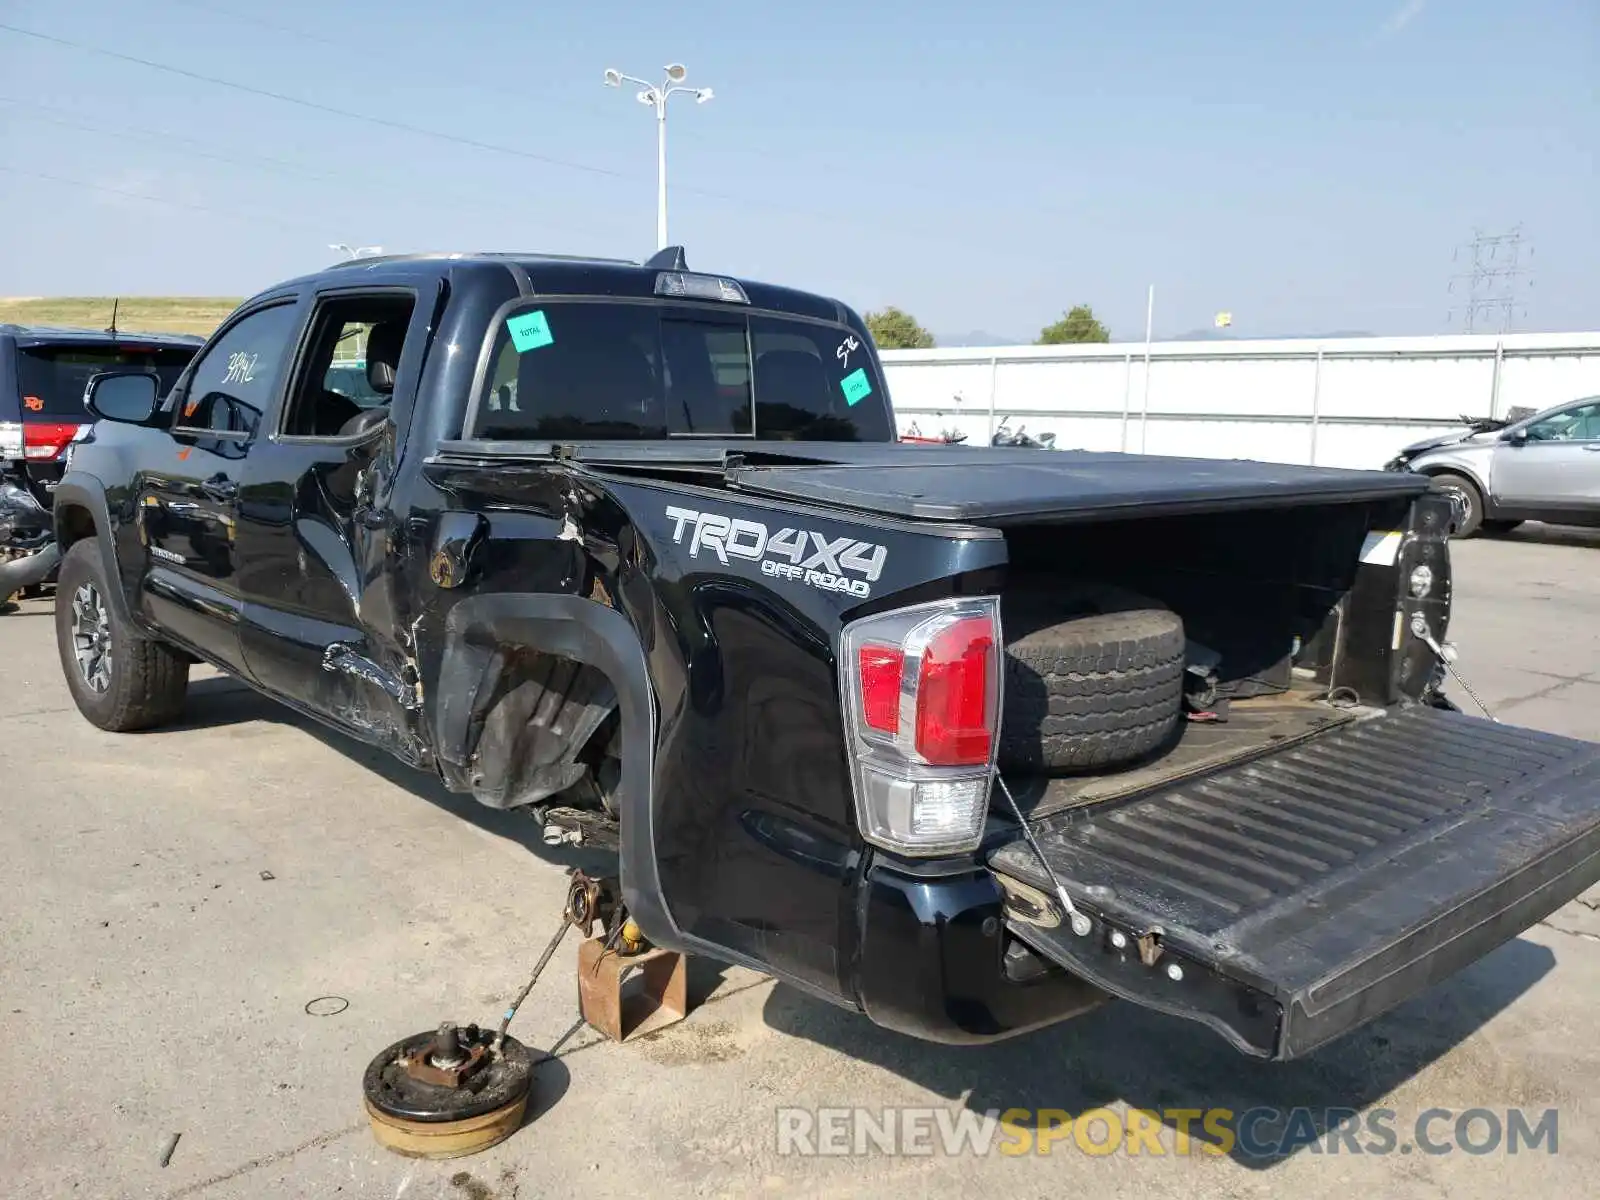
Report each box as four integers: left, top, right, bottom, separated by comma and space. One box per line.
16, 344, 195, 420
473, 302, 891, 442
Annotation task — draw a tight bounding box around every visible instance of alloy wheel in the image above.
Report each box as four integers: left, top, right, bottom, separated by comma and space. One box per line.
70, 582, 113, 693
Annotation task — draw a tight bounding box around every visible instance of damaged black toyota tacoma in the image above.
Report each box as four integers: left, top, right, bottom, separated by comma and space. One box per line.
56, 249, 1600, 1061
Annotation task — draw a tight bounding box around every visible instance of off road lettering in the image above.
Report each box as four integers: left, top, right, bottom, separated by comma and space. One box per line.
666, 505, 884, 597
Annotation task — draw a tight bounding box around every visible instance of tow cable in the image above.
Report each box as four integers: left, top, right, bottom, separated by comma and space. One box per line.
1411, 614, 1499, 723
362, 870, 689, 1159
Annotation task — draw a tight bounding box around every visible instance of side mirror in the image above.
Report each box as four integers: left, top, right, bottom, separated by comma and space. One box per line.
1504, 427, 1529, 446
85, 371, 160, 424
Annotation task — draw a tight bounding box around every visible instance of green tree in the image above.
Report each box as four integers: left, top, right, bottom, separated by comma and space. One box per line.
1036, 304, 1111, 345
865, 307, 936, 350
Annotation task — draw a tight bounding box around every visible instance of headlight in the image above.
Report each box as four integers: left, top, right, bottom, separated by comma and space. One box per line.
1408, 564, 1434, 598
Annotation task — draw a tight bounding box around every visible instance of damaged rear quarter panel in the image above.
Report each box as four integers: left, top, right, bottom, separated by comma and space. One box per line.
423, 464, 1006, 1002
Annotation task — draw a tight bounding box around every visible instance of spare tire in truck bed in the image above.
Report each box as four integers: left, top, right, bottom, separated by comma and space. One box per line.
999, 585, 1186, 773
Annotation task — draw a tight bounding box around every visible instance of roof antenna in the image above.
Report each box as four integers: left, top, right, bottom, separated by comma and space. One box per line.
105, 298, 119, 336
643, 246, 688, 271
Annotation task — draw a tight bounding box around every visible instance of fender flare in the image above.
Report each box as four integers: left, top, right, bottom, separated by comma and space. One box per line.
51, 474, 136, 626
434, 593, 690, 948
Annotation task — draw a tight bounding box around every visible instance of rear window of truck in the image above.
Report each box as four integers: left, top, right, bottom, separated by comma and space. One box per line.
16, 343, 195, 420
473, 301, 892, 442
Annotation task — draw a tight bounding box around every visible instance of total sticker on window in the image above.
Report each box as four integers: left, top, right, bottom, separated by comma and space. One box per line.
507, 310, 554, 353
839, 367, 872, 407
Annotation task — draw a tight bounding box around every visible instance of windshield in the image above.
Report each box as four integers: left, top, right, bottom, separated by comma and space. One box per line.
473, 301, 892, 442
16, 343, 196, 420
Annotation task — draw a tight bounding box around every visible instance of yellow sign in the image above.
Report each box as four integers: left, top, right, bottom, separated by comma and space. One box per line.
1214, 312, 1233, 328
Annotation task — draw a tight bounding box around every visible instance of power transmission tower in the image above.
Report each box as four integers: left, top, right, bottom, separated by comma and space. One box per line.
1448, 225, 1532, 334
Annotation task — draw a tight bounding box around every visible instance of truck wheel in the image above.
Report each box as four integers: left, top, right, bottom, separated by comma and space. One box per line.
1429, 472, 1483, 538
54, 540, 189, 731
1000, 586, 1185, 774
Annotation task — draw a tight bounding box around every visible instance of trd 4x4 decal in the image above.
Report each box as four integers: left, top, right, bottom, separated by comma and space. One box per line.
665, 505, 886, 599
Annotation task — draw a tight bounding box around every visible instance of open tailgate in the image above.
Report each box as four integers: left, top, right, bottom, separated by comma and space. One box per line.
989, 706, 1600, 1059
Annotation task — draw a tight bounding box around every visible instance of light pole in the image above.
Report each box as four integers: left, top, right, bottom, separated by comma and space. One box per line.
603, 64, 714, 249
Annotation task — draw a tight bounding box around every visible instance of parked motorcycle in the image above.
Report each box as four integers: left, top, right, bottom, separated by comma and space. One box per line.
0, 465, 59, 605
991, 418, 1057, 449
900, 420, 969, 445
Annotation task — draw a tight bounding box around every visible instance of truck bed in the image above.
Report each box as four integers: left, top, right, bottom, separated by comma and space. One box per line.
1000, 685, 1360, 820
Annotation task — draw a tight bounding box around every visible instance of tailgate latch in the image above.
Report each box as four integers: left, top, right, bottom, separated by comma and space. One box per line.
1135, 929, 1164, 967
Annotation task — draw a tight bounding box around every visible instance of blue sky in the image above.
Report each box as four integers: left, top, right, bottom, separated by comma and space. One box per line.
0, 0, 1594, 341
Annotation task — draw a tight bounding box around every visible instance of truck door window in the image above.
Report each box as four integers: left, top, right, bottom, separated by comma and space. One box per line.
281, 295, 416, 438
174, 303, 300, 437
473, 302, 892, 442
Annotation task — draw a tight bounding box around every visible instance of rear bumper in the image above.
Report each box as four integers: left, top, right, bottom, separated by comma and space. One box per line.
853, 860, 1106, 1045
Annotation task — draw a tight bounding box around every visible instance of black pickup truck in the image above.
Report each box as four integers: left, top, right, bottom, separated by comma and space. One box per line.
56, 249, 1600, 1061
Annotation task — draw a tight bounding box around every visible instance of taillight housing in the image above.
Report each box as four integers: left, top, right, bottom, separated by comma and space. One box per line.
839, 597, 1002, 856
23, 422, 82, 462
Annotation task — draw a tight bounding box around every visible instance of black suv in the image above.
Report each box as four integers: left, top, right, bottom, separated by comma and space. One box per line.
0, 324, 201, 505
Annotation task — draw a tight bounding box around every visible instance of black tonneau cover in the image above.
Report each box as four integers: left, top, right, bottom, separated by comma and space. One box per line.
724, 446, 1428, 523
432, 440, 1428, 525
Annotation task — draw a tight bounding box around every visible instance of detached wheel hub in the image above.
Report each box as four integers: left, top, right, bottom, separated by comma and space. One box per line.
363, 1023, 534, 1159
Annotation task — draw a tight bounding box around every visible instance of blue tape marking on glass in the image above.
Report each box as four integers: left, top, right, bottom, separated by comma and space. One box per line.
840, 367, 873, 407
507, 310, 554, 352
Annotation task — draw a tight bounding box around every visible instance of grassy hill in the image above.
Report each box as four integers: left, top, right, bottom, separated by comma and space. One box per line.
0, 296, 241, 337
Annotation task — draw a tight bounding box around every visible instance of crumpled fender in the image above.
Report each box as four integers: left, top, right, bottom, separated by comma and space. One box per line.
432, 593, 689, 945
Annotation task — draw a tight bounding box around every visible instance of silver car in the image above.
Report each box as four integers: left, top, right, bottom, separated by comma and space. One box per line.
1386, 394, 1600, 537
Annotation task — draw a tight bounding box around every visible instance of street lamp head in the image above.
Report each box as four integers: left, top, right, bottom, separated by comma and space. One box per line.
694, 88, 714, 104
603, 68, 621, 87
664, 63, 687, 83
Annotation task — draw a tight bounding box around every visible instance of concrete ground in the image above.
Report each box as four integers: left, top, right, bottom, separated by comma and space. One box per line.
2, 523, 1598, 1200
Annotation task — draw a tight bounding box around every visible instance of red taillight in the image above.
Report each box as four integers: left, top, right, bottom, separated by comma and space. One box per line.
841, 597, 1001, 856
858, 644, 904, 733
915, 616, 995, 766
23, 422, 81, 461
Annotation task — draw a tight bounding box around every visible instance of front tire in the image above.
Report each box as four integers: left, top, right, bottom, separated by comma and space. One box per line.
54, 540, 189, 731
1429, 472, 1484, 538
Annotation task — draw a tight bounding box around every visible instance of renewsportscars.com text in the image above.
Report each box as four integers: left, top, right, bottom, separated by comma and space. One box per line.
775, 1105, 1559, 1159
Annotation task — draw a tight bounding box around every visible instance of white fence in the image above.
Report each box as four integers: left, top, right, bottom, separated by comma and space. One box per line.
880, 332, 1600, 470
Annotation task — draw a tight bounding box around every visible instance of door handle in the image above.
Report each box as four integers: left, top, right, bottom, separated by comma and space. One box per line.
199, 475, 238, 502
1582, 444, 1600, 452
